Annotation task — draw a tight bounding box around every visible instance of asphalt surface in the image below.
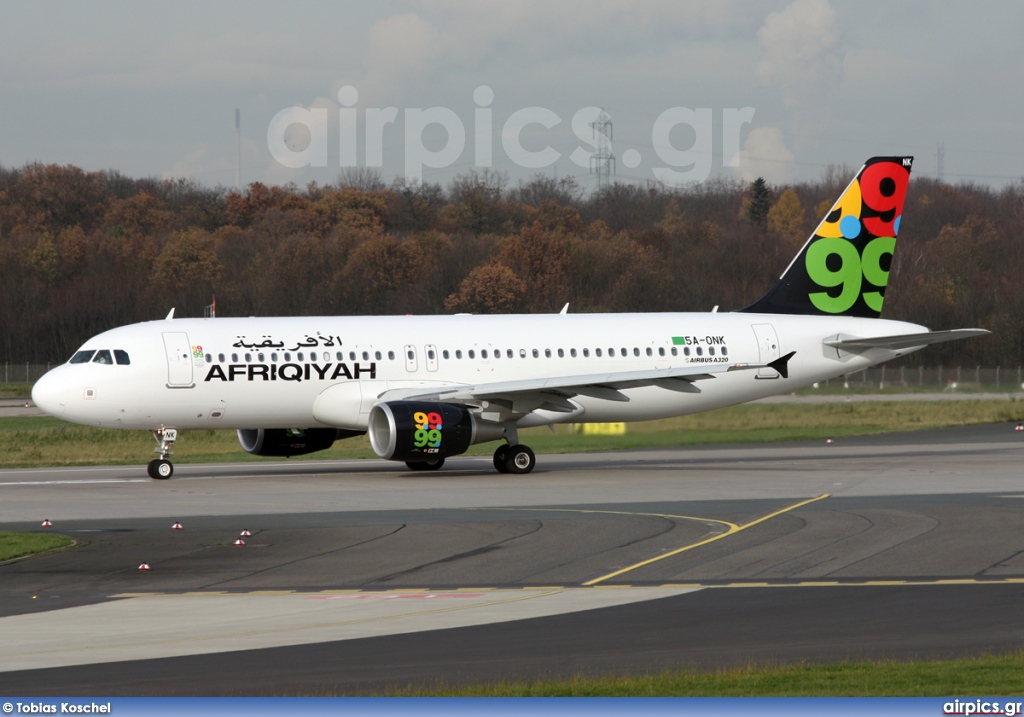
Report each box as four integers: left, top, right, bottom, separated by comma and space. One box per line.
1, 422, 1023, 694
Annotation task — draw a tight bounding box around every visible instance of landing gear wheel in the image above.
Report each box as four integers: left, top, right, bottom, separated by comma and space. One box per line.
504, 445, 536, 474
405, 457, 445, 471
493, 445, 510, 473
148, 458, 173, 480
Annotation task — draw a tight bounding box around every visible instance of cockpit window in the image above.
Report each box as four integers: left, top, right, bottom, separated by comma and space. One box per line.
114, 350, 130, 365
69, 350, 96, 364
92, 350, 114, 365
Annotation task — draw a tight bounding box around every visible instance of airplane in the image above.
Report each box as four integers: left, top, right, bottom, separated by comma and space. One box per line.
31, 156, 988, 479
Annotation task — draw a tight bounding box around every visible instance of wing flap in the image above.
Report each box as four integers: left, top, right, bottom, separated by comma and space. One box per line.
377, 358, 790, 409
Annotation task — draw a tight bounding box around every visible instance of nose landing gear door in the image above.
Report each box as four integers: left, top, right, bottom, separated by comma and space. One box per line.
163, 332, 195, 388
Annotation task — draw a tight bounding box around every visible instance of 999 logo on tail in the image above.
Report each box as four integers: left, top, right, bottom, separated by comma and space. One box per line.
804, 158, 911, 315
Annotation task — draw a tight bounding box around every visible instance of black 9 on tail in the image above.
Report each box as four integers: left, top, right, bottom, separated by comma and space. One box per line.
741, 156, 913, 318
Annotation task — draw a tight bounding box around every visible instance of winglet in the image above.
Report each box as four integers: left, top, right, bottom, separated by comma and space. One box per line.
559, 303, 569, 315
165, 308, 175, 320
768, 351, 796, 379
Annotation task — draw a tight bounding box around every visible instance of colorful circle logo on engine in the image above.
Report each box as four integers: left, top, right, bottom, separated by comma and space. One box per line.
413, 411, 443, 448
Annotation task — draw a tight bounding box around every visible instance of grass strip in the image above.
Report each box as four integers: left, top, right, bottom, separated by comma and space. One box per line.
1, 400, 1022, 469
383, 652, 1024, 696
0, 531, 74, 562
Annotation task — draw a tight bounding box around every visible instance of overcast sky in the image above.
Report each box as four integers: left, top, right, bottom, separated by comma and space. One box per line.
2, 0, 1021, 192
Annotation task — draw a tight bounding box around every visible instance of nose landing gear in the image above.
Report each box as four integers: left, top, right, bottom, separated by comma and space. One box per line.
147, 427, 177, 479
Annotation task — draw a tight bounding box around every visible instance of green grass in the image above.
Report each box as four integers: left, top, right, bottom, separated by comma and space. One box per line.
1, 400, 1022, 469
0, 531, 74, 562
0, 383, 33, 399
384, 652, 1024, 696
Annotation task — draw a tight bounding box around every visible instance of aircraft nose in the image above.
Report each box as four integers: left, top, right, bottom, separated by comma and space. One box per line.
32, 369, 67, 417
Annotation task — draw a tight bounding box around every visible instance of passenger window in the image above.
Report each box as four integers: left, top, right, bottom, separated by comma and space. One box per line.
696, 346, 703, 356
363, 351, 370, 360
507, 349, 513, 358
456, 350, 463, 359
297, 352, 304, 361
350, 351, 357, 361
114, 350, 131, 365
722, 347, 729, 356
218, 353, 225, 363
683, 347, 690, 356
646, 347, 653, 357
428, 349, 436, 359
633, 348, 640, 357
671, 347, 678, 356
336, 352, 343, 361
595, 348, 603, 357
469, 350, 476, 359
570, 348, 577, 358
609, 348, 616, 357
271, 353, 278, 362
69, 350, 96, 364
621, 348, 627, 356
557, 348, 564, 358
204, 353, 212, 363
309, 352, 317, 361
388, 351, 395, 360
258, 353, 265, 362
494, 350, 500, 360
545, 349, 551, 358
443, 350, 450, 359
232, 353, 239, 362
658, 347, 665, 357
245, 353, 252, 362
407, 350, 414, 360
375, 351, 382, 360
284, 353, 291, 362
709, 347, 716, 356
481, 349, 488, 359
532, 349, 539, 358
583, 348, 590, 357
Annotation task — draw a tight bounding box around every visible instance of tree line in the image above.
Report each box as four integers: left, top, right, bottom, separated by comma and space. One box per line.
0, 162, 1020, 367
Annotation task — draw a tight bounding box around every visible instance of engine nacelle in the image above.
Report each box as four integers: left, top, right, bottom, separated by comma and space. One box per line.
368, 401, 500, 462
237, 428, 363, 457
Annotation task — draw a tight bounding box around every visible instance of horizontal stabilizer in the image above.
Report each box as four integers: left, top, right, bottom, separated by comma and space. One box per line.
823, 329, 990, 352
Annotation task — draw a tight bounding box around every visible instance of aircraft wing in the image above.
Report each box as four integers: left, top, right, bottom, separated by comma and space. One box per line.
824, 329, 990, 352
377, 353, 795, 415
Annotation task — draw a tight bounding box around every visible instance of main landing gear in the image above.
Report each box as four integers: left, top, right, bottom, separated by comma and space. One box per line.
493, 443, 536, 474
147, 427, 177, 479
405, 457, 445, 471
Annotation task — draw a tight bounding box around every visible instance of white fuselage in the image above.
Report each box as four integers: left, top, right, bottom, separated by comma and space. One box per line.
31, 312, 926, 432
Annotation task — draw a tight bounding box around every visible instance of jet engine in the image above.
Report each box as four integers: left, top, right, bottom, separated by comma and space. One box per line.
367, 401, 502, 462
237, 428, 363, 457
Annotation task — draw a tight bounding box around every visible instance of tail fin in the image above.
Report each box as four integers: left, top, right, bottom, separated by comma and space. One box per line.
740, 156, 913, 317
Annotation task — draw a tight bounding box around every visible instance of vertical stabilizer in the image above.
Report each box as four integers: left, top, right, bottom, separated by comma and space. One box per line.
740, 156, 913, 318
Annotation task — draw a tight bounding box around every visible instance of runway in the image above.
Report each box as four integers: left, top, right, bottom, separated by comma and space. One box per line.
1, 422, 1023, 694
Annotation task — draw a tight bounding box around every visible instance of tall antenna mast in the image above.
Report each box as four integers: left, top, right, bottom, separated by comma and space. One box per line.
235, 108, 242, 191
589, 109, 615, 190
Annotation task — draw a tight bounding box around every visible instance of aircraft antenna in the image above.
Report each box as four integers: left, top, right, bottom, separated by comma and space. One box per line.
589, 109, 615, 190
